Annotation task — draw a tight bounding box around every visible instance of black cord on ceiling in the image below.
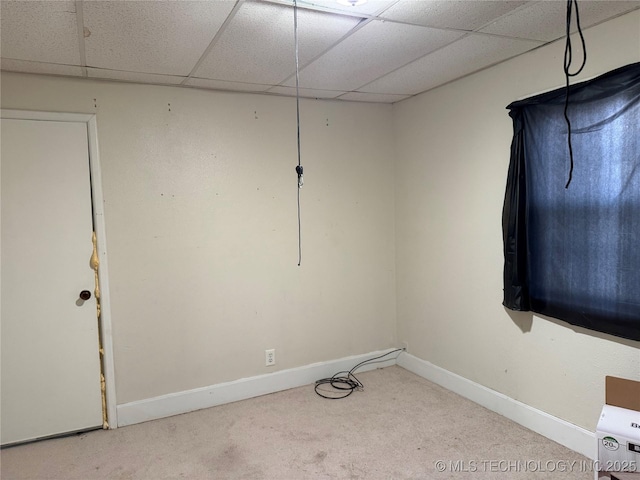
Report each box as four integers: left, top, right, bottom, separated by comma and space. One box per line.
563, 0, 587, 189
314, 349, 404, 399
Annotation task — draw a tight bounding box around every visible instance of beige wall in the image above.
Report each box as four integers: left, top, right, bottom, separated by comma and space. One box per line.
393, 10, 640, 431
1, 75, 397, 404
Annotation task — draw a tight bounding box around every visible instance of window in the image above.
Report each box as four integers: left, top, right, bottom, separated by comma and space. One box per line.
502, 62, 640, 341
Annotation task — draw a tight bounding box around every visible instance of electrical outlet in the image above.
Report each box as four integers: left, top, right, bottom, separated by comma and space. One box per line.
265, 349, 275, 366
402, 341, 409, 352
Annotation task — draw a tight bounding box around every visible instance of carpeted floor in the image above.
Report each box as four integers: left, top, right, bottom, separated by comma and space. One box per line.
1, 366, 598, 479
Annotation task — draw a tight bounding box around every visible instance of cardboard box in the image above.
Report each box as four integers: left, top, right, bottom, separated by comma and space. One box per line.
595, 377, 640, 480
610, 472, 640, 480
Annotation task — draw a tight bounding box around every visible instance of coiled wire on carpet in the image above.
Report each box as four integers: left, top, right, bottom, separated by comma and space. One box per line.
314, 349, 404, 399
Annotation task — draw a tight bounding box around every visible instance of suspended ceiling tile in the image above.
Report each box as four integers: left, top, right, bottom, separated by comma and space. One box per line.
266, 85, 344, 99
0, 1, 81, 65
297, 0, 398, 16
337, 92, 411, 103
362, 34, 542, 95
86, 68, 185, 85
184, 77, 273, 93
480, 1, 640, 42
289, 21, 464, 91
380, 0, 530, 30
83, 1, 235, 76
193, 2, 360, 84
0, 58, 84, 77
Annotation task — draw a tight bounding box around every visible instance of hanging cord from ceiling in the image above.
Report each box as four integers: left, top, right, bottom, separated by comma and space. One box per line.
294, 0, 304, 266
314, 349, 404, 399
563, 0, 587, 189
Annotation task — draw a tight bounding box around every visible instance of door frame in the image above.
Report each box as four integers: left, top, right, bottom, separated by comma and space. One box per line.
1, 109, 118, 429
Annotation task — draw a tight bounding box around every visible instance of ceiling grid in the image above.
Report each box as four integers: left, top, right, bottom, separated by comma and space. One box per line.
1, 0, 638, 103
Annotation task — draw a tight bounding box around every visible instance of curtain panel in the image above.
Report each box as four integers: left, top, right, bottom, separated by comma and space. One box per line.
502, 62, 640, 341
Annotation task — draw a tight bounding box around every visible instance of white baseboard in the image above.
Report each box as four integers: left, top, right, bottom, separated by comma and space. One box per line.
116, 349, 399, 427
117, 348, 595, 461
397, 353, 596, 460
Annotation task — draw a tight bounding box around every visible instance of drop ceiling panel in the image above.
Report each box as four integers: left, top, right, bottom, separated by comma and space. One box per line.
0, 59, 84, 77
297, 0, 398, 16
87, 68, 184, 85
185, 77, 273, 93
266, 85, 344, 99
338, 91, 411, 103
380, 0, 530, 30
82, 1, 235, 75
480, 1, 640, 42
0, 1, 81, 65
289, 20, 464, 91
193, 2, 361, 84
362, 34, 543, 95
1, 0, 637, 104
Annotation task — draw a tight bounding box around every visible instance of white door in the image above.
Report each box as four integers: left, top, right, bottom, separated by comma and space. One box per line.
1, 117, 103, 445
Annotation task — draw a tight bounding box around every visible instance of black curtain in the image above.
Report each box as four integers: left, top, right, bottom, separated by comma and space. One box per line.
503, 62, 640, 341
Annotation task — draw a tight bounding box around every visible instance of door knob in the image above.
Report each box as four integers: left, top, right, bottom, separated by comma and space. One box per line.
79, 290, 92, 301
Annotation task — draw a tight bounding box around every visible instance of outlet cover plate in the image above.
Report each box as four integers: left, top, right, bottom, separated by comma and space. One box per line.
265, 349, 275, 366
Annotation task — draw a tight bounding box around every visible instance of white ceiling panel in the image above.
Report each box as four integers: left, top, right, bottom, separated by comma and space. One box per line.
0, 58, 84, 77
266, 85, 344, 99
87, 68, 185, 85
296, 0, 398, 16
480, 1, 640, 42
185, 77, 274, 93
83, 0, 236, 75
0, 1, 81, 65
380, 0, 530, 30
1, 0, 637, 103
193, 1, 361, 84
338, 91, 411, 103
362, 34, 543, 95
289, 20, 464, 91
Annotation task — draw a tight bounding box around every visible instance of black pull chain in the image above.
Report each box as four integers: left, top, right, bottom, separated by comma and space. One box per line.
563, 0, 587, 189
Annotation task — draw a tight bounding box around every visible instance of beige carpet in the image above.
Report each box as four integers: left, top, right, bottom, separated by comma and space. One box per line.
1, 366, 597, 479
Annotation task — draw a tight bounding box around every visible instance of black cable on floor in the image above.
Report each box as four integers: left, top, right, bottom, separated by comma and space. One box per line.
314, 349, 404, 399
